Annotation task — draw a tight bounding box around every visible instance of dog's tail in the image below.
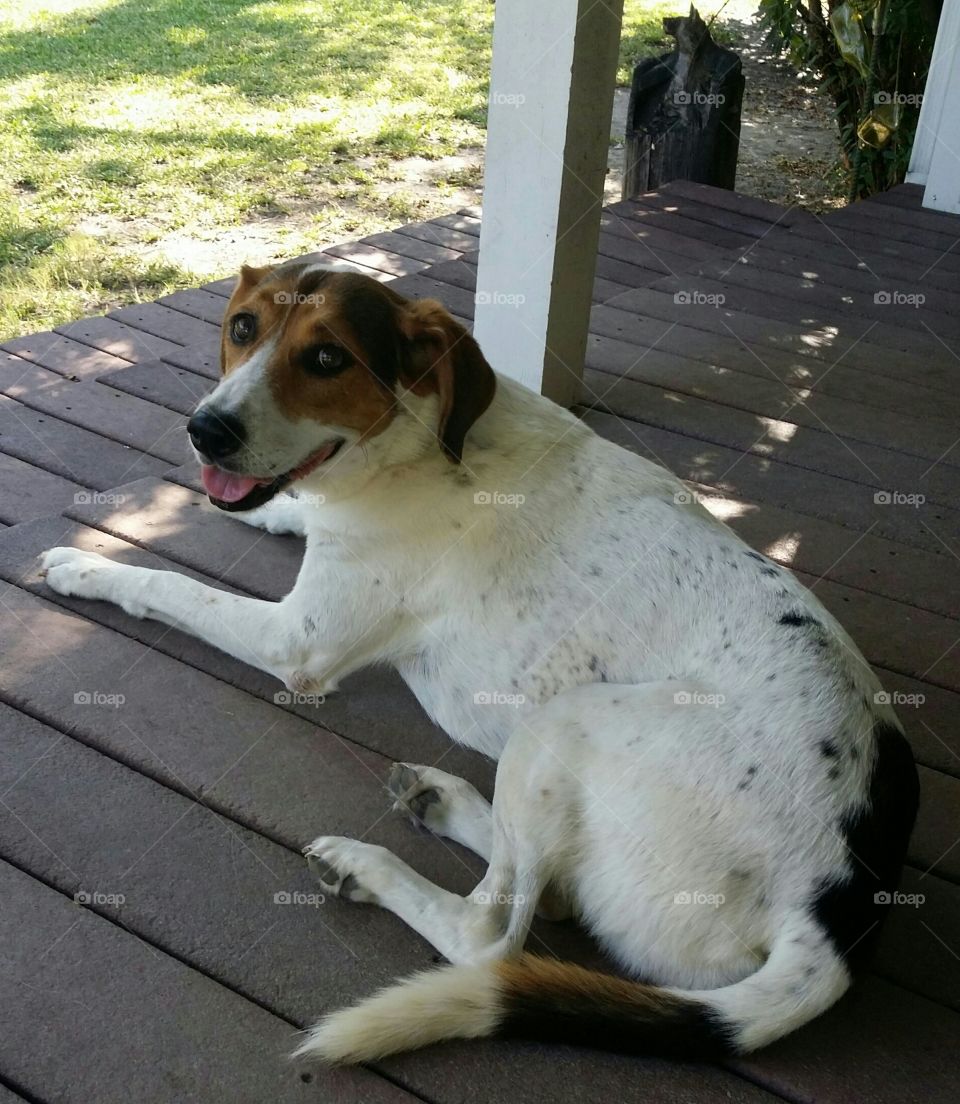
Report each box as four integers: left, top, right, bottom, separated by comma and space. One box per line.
292, 912, 851, 1064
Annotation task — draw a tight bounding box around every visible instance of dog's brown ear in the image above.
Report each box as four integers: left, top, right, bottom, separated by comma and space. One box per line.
400, 299, 496, 463
237, 263, 273, 291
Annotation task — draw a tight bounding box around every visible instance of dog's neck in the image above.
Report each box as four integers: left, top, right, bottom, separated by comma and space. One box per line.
291, 373, 588, 538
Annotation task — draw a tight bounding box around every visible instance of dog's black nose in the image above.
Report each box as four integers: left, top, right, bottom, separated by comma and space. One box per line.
187, 408, 246, 462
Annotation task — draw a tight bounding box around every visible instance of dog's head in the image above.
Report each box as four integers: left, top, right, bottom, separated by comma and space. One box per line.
188, 261, 496, 511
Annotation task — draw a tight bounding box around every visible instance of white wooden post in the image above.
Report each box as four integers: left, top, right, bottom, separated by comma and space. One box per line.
473, 0, 625, 405
906, 0, 960, 213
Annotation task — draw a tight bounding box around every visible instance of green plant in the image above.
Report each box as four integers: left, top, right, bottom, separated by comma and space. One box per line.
758, 0, 940, 198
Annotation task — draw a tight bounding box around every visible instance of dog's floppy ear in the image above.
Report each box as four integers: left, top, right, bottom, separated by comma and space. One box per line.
400, 299, 496, 463
236, 262, 274, 291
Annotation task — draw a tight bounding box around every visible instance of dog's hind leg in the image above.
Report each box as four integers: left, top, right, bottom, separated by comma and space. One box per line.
388, 763, 494, 860
303, 719, 586, 962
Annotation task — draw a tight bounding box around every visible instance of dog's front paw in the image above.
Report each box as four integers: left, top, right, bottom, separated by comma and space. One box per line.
40, 547, 115, 599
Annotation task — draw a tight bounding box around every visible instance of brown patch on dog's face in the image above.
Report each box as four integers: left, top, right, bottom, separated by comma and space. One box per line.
265, 271, 406, 442
217, 263, 496, 463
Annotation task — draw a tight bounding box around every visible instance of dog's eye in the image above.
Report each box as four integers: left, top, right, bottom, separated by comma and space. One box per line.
230, 312, 257, 345
315, 343, 349, 374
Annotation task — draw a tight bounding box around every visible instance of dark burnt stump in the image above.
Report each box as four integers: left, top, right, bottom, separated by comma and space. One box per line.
623, 5, 744, 197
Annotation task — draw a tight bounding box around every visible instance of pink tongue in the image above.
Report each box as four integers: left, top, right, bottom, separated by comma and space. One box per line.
200, 465, 264, 503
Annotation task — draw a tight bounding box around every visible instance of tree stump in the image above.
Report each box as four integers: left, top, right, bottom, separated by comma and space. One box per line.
622, 6, 744, 198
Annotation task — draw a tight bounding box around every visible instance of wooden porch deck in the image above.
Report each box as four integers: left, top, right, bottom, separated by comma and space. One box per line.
1, 181, 958, 1103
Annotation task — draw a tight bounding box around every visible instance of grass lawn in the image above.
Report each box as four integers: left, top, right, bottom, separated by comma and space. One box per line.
0, 0, 678, 340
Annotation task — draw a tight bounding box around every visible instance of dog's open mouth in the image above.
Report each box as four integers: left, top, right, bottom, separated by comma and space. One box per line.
200, 438, 345, 512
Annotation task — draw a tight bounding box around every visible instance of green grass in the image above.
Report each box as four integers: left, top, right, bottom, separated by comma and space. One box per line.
0, 0, 680, 340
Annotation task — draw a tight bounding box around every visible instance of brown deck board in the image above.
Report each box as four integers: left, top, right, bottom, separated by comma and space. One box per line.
785, 216, 960, 277
585, 333, 960, 463
604, 284, 959, 389
0, 394, 170, 490
0, 331, 133, 381
0, 354, 188, 465
322, 240, 434, 279
586, 309, 960, 422
0, 860, 401, 1104
97, 358, 213, 415
707, 232, 960, 295
578, 408, 952, 555
55, 315, 185, 363
108, 302, 222, 347
0, 453, 86, 525
158, 287, 230, 325
584, 373, 960, 516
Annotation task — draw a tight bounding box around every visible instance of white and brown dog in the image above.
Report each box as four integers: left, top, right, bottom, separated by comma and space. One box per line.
41, 262, 918, 1063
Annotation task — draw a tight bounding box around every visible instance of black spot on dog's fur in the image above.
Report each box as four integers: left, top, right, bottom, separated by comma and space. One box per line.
810, 721, 919, 967
780, 611, 820, 628
820, 739, 840, 759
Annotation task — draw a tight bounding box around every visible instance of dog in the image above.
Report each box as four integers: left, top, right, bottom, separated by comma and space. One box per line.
41, 261, 919, 1064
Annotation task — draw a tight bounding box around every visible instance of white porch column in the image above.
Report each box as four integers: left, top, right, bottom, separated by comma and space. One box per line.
906, 0, 960, 213
473, 0, 625, 405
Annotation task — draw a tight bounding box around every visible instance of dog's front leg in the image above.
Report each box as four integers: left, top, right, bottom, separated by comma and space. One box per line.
41, 547, 297, 682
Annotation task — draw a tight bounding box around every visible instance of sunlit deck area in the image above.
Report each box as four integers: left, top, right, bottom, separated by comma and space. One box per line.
1, 181, 958, 1103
